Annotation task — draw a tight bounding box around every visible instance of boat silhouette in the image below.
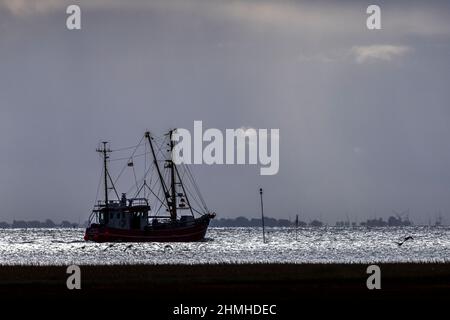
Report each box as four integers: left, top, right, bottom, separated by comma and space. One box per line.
84, 130, 215, 242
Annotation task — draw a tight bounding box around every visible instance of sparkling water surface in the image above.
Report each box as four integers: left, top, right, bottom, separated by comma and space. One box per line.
0, 227, 448, 265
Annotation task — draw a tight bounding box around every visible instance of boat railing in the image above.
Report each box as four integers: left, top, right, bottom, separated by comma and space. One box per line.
128, 198, 149, 207
94, 198, 149, 208
95, 199, 121, 207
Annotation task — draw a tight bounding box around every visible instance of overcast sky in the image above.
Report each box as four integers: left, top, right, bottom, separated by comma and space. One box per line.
1, 0, 450, 224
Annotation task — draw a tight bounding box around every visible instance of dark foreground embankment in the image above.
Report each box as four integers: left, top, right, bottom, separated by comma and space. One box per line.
0, 263, 448, 316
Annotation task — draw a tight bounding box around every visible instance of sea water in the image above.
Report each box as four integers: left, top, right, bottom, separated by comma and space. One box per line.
0, 227, 448, 265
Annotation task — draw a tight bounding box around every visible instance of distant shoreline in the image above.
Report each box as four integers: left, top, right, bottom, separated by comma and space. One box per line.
1, 222, 447, 228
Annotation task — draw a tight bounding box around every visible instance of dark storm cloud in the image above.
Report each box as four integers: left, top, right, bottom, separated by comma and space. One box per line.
0, 0, 450, 224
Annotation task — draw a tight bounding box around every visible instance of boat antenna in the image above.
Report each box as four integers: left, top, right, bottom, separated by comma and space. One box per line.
259, 188, 266, 243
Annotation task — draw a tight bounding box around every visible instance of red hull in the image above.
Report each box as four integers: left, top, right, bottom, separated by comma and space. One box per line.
84, 215, 211, 242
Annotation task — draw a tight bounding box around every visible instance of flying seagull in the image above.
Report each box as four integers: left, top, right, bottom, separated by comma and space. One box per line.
123, 244, 133, 252
103, 244, 114, 251
396, 236, 413, 246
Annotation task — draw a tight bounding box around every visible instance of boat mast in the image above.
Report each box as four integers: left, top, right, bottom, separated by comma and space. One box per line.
145, 132, 171, 217
97, 142, 110, 213
169, 130, 177, 221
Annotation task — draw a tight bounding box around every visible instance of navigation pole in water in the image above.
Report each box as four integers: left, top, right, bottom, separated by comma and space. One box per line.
259, 188, 266, 243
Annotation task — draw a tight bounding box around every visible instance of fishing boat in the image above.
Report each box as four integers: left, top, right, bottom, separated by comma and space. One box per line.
84, 131, 215, 242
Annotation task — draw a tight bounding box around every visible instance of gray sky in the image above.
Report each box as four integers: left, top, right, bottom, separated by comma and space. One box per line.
1, 0, 450, 224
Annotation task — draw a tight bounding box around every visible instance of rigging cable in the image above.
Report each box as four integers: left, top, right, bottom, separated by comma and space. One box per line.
175, 165, 195, 217
112, 135, 145, 186
184, 183, 206, 214
144, 137, 147, 199
126, 164, 154, 196
107, 170, 120, 200
110, 144, 141, 152
143, 182, 168, 210
89, 156, 104, 223
132, 164, 139, 193
152, 170, 167, 216
184, 163, 209, 212
94, 155, 103, 205
109, 151, 150, 162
